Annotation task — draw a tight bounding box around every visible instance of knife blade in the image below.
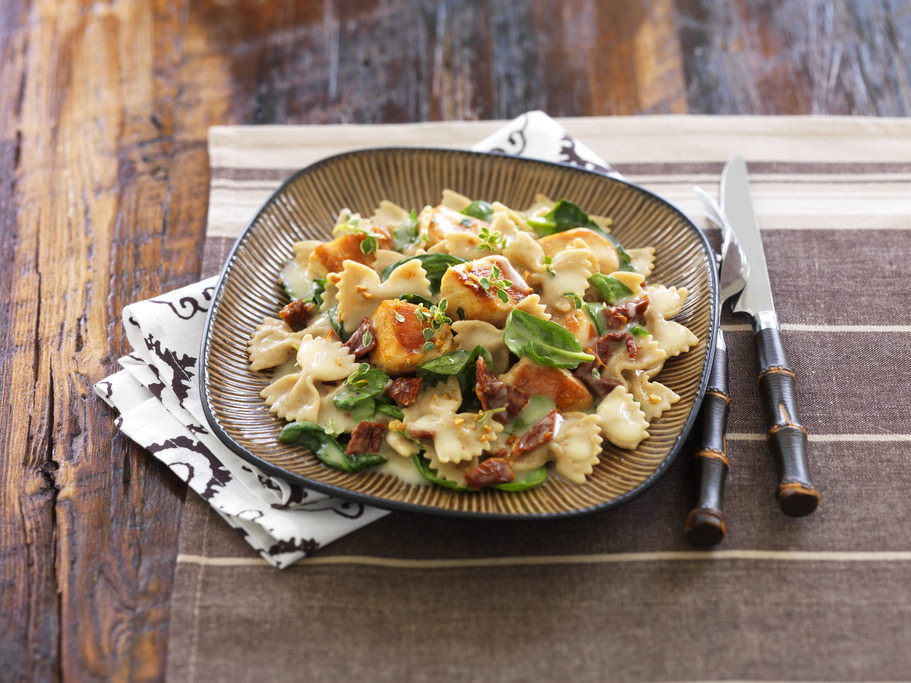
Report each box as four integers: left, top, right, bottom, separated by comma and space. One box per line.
721, 156, 820, 517
684, 188, 747, 547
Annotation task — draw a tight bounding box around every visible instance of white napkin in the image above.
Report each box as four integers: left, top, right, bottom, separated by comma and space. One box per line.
94, 111, 613, 568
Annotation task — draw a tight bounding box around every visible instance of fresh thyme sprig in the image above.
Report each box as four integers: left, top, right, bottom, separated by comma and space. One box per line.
415, 299, 452, 352
478, 264, 512, 303
476, 225, 505, 252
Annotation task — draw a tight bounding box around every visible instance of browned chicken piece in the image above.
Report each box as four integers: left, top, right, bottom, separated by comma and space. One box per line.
426, 204, 487, 246
368, 299, 453, 376
439, 255, 532, 326
500, 357, 593, 412
308, 228, 391, 277
536, 227, 619, 274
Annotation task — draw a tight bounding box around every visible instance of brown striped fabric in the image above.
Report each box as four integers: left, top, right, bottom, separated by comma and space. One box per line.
167, 116, 911, 682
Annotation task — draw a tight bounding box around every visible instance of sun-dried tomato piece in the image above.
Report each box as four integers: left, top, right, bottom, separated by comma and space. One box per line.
511, 410, 557, 458
345, 422, 386, 456
574, 364, 623, 399
475, 357, 530, 424
386, 376, 423, 407
603, 296, 650, 329
279, 299, 315, 330
343, 317, 378, 357
465, 457, 515, 489
574, 331, 637, 398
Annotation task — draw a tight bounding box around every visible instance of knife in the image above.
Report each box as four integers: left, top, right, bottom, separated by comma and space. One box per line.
721, 156, 820, 517
684, 188, 747, 547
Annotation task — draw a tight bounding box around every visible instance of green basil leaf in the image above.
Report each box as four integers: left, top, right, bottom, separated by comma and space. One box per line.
392, 210, 419, 251
381, 253, 467, 295
589, 273, 634, 305
492, 466, 548, 491
503, 310, 595, 369
460, 200, 494, 223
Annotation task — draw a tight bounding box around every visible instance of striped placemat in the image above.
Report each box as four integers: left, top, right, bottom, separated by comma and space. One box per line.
168, 115, 911, 682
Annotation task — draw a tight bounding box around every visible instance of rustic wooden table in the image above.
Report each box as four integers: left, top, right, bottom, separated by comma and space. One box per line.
2, 1, 909, 680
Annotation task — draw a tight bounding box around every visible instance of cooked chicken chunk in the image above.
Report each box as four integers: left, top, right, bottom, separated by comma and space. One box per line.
500, 357, 593, 412
368, 299, 453, 376
439, 255, 532, 326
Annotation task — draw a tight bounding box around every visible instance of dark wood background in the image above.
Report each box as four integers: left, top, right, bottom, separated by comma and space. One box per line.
1, 0, 908, 680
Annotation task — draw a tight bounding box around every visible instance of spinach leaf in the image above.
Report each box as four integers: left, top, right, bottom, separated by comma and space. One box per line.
526, 199, 636, 272
527, 199, 599, 235
279, 421, 386, 473
412, 453, 473, 491
505, 395, 557, 435
492, 466, 547, 492
381, 253, 466, 295
332, 364, 391, 419
375, 394, 405, 420
589, 273, 633, 305
583, 302, 608, 336
391, 210, 419, 251
503, 310, 595, 369
460, 200, 494, 223
327, 303, 351, 341
417, 345, 492, 412
398, 293, 435, 308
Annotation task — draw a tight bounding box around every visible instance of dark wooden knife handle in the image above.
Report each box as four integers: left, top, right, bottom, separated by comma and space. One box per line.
685, 339, 730, 547
755, 326, 820, 517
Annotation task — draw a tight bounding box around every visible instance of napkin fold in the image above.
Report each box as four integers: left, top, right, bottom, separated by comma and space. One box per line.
94, 111, 615, 568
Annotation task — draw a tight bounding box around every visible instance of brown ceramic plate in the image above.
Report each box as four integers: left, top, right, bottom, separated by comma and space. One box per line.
199, 148, 717, 519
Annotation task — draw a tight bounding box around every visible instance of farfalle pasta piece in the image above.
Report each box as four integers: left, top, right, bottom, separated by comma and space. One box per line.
297, 334, 359, 382
537, 229, 619, 275
626, 373, 680, 421
422, 443, 477, 488
596, 385, 650, 450
429, 231, 484, 260
603, 338, 667, 381
370, 200, 411, 228
628, 247, 656, 278
403, 378, 503, 464
260, 335, 359, 423
260, 372, 321, 423
514, 293, 551, 321
335, 259, 432, 333
441, 188, 472, 212
644, 285, 698, 357
248, 318, 306, 371
451, 319, 510, 374
502, 231, 545, 274
536, 245, 596, 313
549, 412, 603, 485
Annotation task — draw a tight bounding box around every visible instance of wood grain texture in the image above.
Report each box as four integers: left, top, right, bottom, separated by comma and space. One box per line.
0, 0, 908, 679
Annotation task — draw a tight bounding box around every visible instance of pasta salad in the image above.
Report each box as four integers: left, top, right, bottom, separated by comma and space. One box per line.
247, 190, 698, 492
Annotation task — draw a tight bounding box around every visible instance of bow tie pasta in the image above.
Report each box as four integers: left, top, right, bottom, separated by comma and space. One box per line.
247, 192, 698, 491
